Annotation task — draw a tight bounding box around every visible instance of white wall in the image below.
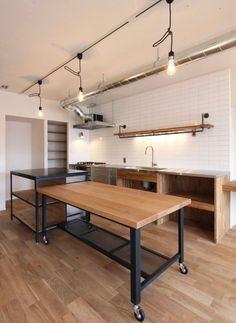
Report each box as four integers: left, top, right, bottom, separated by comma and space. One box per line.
68, 112, 90, 163
0, 90, 69, 210
230, 68, 236, 225
5, 116, 45, 199
90, 70, 231, 170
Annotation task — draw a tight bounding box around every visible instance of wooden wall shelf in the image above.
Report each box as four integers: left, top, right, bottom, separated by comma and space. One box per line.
114, 124, 214, 138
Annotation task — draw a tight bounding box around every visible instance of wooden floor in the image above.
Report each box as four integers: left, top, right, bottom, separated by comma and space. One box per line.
0, 205, 236, 323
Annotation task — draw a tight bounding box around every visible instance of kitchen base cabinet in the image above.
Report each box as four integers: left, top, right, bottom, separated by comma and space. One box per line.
116, 170, 166, 225
117, 168, 230, 243
117, 169, 159, 192
159, 174, 230, 243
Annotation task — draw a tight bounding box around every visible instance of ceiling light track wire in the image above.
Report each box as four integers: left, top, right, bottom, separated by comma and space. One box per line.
152, 0, 173, 48
20, 0, 164, 94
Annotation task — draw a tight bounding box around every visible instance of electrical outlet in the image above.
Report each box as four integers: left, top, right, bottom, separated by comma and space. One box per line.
123, 157, 126, 164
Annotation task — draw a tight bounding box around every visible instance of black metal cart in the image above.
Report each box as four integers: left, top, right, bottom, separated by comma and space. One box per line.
10, 168, 88, 243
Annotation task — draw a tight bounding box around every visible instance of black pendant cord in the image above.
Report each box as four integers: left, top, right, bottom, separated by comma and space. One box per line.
152, 1, 173, 49
78, 56, 82, 90
38, 80, 42, 109
64, 53, 83, 90
20, 0, 163, 95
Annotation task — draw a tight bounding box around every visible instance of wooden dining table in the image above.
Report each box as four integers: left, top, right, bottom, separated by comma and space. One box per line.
38, 181, 191, 322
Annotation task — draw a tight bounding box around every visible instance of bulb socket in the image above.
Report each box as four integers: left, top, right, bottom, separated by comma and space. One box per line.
168, 50, 174, 60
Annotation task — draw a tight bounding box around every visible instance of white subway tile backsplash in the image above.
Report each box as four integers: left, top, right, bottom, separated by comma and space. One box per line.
90, 70, 230, 171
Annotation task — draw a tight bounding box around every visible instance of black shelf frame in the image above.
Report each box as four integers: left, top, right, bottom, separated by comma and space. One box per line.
10, 169, 88, 243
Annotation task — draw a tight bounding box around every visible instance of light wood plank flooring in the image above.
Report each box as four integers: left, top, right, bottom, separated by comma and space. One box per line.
0, 204, 236, 322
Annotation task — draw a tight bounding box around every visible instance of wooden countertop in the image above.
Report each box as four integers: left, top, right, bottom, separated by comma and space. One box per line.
37, 182, 190, 229
222, 181, 236, 192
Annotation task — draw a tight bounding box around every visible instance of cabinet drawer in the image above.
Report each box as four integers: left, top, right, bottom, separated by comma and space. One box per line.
117, 169, 158, 183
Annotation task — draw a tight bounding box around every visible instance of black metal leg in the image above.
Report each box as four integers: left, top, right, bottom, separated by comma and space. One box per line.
178, 208, 188, 275
130, 228, 145, 321
85, 211, 91, 222
35, 190, 40, 243
42, 194, 48, 245
178, 208, 184, 263
130, 228, 141, 305
10, 172, 13, 220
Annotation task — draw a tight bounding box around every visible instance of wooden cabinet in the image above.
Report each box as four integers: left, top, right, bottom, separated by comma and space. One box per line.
117, 168, 230, 243
159, 173, 230, 243
117, 169, 158, 192
48, 121, 67, 168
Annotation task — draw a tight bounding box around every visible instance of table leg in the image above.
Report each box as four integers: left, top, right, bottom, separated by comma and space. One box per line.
178, 208, 188, 275
130, 228, 145, 322
10, 172, 13, 220
42, 194, 48, 245
35, 188, 40, 244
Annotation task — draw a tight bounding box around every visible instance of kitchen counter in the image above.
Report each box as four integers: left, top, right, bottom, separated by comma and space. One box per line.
91, 164, 229, 178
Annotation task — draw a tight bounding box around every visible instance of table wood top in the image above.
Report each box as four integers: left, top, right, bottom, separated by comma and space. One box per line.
37, 182, 191, 229
222, 180, 236, 192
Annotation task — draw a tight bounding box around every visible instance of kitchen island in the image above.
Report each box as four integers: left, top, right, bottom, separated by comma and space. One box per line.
38, 181, 191, 321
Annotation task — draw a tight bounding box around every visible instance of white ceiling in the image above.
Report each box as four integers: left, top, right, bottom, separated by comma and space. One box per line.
0, 0, 236, 103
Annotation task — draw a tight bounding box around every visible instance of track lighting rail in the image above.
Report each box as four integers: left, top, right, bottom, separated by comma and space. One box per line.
21, 0, 163, 94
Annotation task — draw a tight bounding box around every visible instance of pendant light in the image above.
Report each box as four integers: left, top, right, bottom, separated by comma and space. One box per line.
29, 80, 43, 117
64, 53, 84, 102
152, 0, 176, 76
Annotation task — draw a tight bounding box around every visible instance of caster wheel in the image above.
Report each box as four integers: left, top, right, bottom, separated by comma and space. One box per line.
43, 236, 49, 245
134, 307, 145, 322
179, 263, 188, 275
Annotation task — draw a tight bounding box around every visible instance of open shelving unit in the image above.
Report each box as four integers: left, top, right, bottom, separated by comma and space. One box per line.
114, 113, 214, 139
48, 121, 67, 168
114, 124, 214, 138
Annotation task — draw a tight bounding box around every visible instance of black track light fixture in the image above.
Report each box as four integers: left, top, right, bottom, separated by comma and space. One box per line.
64, 53, 84, 102
153, 0, 176, 76
29, 80, 43, 117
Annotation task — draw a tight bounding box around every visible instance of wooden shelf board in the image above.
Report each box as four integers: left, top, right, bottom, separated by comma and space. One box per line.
223, 181, 236, 192
13, 189, 58, 206
48, 150, 67, 152
48, 140, 67, 143
48, 131, 66, 134
114, 124, 214, 138
13, 205, 66, 232
170, 192, 214, 212
48, 158, 67, 160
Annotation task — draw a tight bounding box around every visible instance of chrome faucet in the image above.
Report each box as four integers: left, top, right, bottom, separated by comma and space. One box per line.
145, 146, 157, 167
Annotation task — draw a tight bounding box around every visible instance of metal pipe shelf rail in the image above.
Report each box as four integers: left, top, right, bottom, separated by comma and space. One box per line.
10, 168, 88, 243
38, 182, 190, 321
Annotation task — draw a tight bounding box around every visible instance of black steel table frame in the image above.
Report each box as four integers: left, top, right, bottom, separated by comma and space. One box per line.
41, 194, 188, 321
10, 170, 88, 243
